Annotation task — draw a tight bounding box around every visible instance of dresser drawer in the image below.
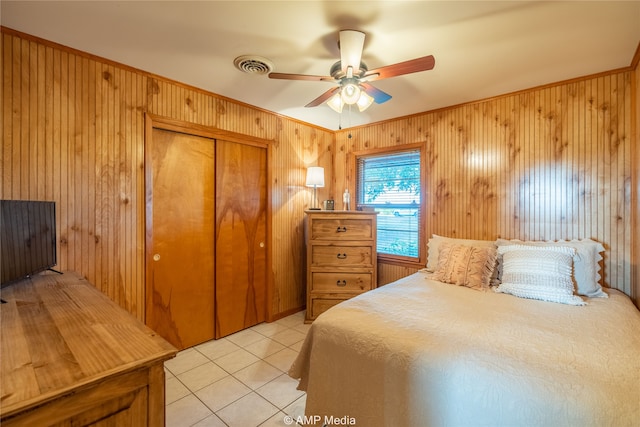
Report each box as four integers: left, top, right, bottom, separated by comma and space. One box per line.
309, 298, 344, 320
311, 272, 372, 291
311, 245, 373, 267
305, 211, 378, 323
310, 218, 373, 241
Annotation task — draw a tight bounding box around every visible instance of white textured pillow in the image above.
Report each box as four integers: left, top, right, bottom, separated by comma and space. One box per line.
496, 238, 606, 298
427, 234, 496, 272
494, 245, 586, 306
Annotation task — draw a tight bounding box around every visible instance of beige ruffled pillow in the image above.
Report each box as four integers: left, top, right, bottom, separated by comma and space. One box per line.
426, 234, 496, 272
431, 242, 497, 291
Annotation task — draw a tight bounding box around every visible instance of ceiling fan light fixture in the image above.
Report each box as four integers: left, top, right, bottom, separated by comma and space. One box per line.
341, 81, 361, 104
327, 92, 344, 113
269, 30, 435, 115
326, 81, 372, 113
356, 91, 374, 112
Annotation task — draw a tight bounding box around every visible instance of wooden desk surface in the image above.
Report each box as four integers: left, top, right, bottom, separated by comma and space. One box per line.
0, 271, 177, 419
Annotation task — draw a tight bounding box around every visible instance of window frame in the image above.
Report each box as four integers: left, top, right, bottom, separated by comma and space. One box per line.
350, 143, 426, 268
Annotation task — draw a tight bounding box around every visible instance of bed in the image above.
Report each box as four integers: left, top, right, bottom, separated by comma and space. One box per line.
289, 237, 640, 427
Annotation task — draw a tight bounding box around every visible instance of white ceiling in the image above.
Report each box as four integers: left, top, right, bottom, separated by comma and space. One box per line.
2, 1, 639, 130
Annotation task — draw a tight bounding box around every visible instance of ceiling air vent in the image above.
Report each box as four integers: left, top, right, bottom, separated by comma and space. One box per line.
234, 55, 274, 75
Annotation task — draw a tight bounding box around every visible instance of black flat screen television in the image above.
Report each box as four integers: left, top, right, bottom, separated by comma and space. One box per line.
1, 200, 57, 286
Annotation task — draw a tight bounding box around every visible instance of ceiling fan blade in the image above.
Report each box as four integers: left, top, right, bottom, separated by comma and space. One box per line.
305, 87, 340, 108
269, 72, 334, 82
363, 55, 435, 81
361, 82, 392, 104
339, 30, 365, 74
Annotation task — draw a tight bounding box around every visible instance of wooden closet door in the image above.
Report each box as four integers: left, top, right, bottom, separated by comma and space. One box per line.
146, 128, 215, 349
215, 140, 267, 338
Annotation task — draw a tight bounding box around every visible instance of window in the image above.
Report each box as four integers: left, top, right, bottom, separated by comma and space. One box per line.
355, 147, 423, 262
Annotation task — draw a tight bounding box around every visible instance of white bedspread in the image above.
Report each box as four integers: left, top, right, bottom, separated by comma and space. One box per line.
290, 272, 640, 427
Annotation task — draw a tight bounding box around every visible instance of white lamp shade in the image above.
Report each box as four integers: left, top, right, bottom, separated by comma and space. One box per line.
326, 84, 373, 113
306, 167, 325, 187
356, 91, 374, 112
327, 92, 344, 113
341, 83, 361, 104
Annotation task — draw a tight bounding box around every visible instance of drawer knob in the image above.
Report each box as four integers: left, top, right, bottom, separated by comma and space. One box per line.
336, 253, 347, 259
336, 280, 347, 287
336, 226, 347, 232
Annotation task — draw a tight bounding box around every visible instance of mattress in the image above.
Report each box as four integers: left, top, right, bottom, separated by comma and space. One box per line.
289, 271, 640, 426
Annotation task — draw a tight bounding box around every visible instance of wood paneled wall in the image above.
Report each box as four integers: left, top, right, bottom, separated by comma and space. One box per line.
336, 71, 636, 300
2, 27, 637, 320
1, 28, 333, 320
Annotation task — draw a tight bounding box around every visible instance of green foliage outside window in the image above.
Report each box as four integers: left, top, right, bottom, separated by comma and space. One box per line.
357, 150, 421, 258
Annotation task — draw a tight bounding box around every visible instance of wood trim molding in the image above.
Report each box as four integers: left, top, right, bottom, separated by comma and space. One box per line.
145, 114, 275, 147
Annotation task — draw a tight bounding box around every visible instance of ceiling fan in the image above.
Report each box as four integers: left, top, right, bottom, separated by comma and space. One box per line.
268, 30, 435, 113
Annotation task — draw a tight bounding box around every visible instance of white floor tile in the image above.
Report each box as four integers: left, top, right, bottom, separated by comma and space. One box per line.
233, 360, 282, 390
166, 394, 213, 427
293, 323, 312, 335
256, 373, 305, 409
213, 348, 260, 373
191, 414, 227, 427
270, 328, 307, 347
251, 321, 290, 338
165, 348, 210, 376
216, 392, 279, 427
166, 311, 308, 427
263, 348, 299, 372
195, 375, 252, 412
195, 338, 241, 360
275, 313, 305, 328
289, 339, 305, 353
244, 337, 286, 358
177, 361, 229, 392
165, 376, 191, 404
259, 411, 294, 427
225, 328, 265, 347
284, 395, 307, 423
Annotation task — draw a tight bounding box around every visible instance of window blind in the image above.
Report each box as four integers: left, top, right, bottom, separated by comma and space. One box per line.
356, 149, 421, 258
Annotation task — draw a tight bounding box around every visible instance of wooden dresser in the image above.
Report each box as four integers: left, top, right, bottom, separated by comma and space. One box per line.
305, 210, 378, 323
0, 271, 177, 426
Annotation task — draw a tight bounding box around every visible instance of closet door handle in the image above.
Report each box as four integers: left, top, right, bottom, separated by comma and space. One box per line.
336, 280, 347, 287
336, 226, 347, 232
336, 253, 347, 259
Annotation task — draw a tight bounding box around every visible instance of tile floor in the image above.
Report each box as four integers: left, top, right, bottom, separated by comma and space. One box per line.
164, 310, 309, 427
